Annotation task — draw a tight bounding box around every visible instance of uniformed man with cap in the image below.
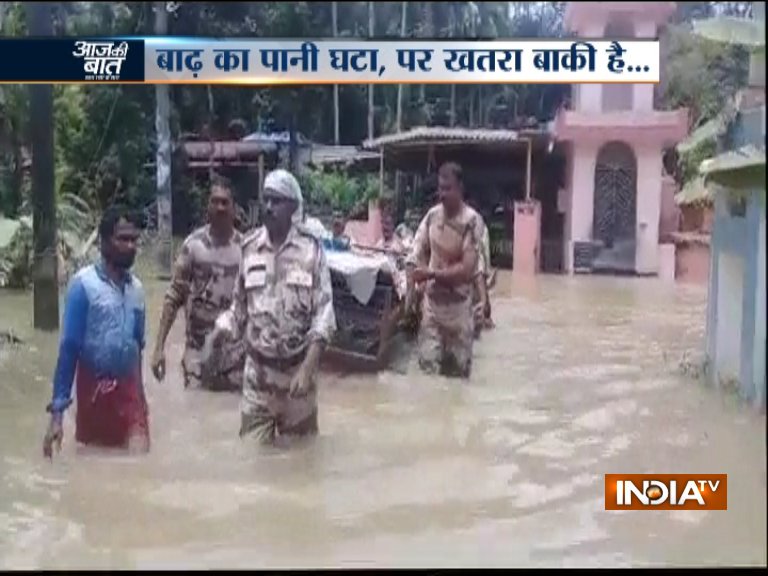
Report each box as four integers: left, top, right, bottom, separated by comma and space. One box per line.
209, 169, 336, 444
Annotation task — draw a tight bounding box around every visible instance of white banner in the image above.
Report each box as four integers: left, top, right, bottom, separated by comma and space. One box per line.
143, 38, 660, 84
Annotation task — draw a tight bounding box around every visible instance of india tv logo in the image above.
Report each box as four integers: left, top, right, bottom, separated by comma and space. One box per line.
72, 40, 129, 81
605, 474, 728, 510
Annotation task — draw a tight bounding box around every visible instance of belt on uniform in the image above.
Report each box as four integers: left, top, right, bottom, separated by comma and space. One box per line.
247, 343, 307, 371
427, 289, 471, 306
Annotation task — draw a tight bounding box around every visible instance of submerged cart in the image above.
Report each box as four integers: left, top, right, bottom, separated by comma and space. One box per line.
322, 251, 406, 372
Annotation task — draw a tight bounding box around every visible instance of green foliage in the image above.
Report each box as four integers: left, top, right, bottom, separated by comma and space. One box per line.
663, 23, 749, 129
0, 191, 98, 288
301, 168, 383, 215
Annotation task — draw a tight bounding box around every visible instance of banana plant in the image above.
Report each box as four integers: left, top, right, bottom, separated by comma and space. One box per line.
676, 2, 765, 200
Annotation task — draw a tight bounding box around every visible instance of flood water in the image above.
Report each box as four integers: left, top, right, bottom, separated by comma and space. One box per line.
1, 271, 766, 568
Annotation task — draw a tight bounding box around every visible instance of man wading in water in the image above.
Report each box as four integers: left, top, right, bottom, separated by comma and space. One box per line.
209, 169, 336, 445
43, 206, 149, 457
151, 174, 244, 391
405, 162, 483, 378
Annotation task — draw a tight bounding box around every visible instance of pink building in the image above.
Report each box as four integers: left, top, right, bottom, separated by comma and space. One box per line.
554, 2, 688, 275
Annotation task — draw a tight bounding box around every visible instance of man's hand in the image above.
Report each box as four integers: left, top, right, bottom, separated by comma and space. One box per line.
290, 342, 322, 398
151, 348, 166, 382
411, 267, 433, 284
43, 414, 63, 460
289, 363, 312, 398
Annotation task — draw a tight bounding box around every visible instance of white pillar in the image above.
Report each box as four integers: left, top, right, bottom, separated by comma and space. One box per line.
565, 142, 598, 272
634, 143, 663, 274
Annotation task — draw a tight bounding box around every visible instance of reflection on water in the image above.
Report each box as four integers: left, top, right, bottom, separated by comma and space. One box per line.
1, 272, 765, 568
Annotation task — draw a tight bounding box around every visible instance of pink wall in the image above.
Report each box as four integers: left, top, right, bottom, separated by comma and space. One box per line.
513, 200, 541, 275
344, 201, 383, 248
675, 242, 711, 285
635, 143, 663, 274
659, 176, 680, 241
564, 143, 597, 272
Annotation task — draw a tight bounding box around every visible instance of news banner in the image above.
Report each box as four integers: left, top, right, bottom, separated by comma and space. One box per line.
0, 37, 660, 84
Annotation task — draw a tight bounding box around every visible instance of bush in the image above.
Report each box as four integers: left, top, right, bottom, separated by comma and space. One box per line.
300, 168, 384, 218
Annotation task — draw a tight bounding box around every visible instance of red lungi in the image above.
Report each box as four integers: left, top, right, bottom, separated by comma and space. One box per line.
75, 366, 150, 449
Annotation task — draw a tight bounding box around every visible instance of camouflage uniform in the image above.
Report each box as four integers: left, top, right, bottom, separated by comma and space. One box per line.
407, 204, 483, 378
473, 217, 492, 334
215, 225, 336, 443
163, 225, 244, 391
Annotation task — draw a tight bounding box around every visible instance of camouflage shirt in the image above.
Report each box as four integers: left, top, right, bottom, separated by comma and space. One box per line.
215, 224, 336, 362
164, 225, 244, 388
406, 203, 484, 305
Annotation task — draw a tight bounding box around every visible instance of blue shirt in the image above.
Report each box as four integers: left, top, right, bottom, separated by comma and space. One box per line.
49, 261, 146, 414
322, 236, 351, 252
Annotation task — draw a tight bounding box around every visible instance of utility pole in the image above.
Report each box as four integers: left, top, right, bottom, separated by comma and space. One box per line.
154, 1, 172, 278
27, 1, 59, 331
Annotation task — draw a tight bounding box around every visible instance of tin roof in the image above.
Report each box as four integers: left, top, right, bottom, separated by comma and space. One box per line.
182, 140, 278, 161
309, 145, 380, 167
361, 126, 550, 151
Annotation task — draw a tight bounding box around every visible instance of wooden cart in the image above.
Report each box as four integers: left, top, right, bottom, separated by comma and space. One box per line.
322, 268, 405, 372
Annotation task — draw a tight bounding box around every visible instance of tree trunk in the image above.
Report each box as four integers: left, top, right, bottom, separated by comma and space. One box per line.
749, 1, 765, 87
449, 3, 456, 127
468, 88, 475, 127
0, 2, 5, 31
154, 1, 172, 277
419, 1, 434, 122
288, 107, 297, 171
207, 85, 215, 182
450, 84, 456, 127
367, 1, 375, 141
332, 1, 340, 144
27, 1, 59, 331
477, 85, 483, 125
9, 141, 22, 218
396, 1, 407, 132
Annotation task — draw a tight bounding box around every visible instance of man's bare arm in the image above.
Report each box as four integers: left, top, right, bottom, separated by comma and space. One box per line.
154, 245, 193, 354
431, 249, 478, 287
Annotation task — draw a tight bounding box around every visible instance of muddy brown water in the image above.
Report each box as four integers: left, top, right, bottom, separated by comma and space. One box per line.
1, 271, 765, 568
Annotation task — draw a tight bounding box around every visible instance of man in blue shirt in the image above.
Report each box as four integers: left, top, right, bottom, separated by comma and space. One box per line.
43, 205, 148, 458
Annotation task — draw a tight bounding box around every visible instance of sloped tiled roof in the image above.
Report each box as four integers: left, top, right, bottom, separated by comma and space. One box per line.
362, 126, 548, 150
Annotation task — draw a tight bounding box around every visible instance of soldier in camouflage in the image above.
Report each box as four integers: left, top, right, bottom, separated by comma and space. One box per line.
405, 162, 483, 378
151, 175, 245, 392
209, 169, 336, 445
